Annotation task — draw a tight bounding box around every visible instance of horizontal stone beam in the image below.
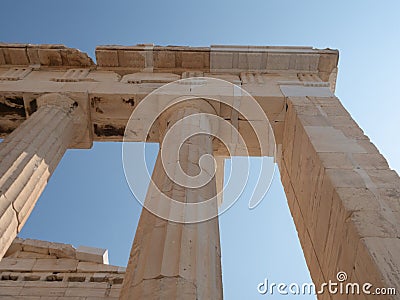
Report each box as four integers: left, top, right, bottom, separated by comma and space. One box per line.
0, 43, 338, 84
0, 44, 338, 158
0, 43, 94, 67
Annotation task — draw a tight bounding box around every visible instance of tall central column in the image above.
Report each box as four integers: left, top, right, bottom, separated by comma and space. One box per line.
120, 100, 223, 300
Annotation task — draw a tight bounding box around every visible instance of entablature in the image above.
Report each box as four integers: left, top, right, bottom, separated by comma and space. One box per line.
0, 43, 339, 156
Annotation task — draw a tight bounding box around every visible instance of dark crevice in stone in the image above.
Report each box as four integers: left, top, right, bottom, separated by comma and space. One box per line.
28, 99, 38, 115
94, 124, 125, 137
122, 97, 135, 106
0, 97, 26, 117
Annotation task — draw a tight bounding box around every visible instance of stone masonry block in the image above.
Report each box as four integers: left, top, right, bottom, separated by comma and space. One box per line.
48, 242, 76, 259
326, 220, 360, 283
96, 50, 119, 67
32, 258, 78, 272
4, 237, 23, 257
77, 262, 119, 273
304, 126, 367, 153
335, 187, 381, 212
181, 51, 207, 69
294, 54, 319, 71
350, 210, 399, 238
326, 169, 366, 188
321, 190, 347, 273
38, 49, 63, 66
238, 52, 264, 70
353, 238, 393, 296
76, 246, 109, 264
154, 51, 176, 68
298, 115, 330, 126
362, 237, 400, 293
118, 50, 145, 68
0, 258, 36, 272
352, 153, 389, 170
61, 48, 94, 67
266, 53, 290, 70
282, 111, 298, 175
318, 152, 354, 169
319, 103, 351, 117
22, 239, 50, 255
365, 169, 400, 189
65, 282, 109, 297
309, 174, 334, 258
14, 251, 55, 259
8, 48, 29, 65
356, 139, 380, 154
0, 49, 6, 64
0, 283, 24, 296
210, 52, 233, 70
378, 187, 400, 213
26, 48, 40, 65
334, 124, 367, 140
318, 54, 337, 73
19, 285, 67, 297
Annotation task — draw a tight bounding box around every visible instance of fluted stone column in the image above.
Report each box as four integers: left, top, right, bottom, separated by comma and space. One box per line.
120, 100, 223, 300
0, 93, 84, 259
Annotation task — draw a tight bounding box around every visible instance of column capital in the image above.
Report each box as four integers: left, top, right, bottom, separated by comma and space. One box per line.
36, 93, 92, 149
37, 93, 84, 120
158, 98, 217, 142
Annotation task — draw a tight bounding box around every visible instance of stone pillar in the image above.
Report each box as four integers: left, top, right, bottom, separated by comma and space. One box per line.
280, 95, 400, 299
0, 93, 84, 259
120, 100, 223, 300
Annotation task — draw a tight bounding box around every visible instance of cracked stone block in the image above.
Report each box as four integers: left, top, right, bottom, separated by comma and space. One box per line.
76, 246, 109, 265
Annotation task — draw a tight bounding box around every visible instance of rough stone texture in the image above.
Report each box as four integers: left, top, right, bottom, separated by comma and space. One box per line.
280, 95, 400, 299
0, 43, 94, 67
76, 246, 109, 265
0, 44, 337, 149
120, 101, 222, 300
0, 43, 398, 299
0, 93, 85, 260
0, 238, 125, 299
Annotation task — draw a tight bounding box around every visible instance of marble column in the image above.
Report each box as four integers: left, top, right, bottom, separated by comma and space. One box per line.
120, 100, 223, 300
0, 93, 84, 259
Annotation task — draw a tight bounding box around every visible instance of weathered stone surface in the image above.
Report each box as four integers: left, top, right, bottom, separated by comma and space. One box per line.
0, 238, 124, 299
0, 94, 85, 260
281, 95, 400, 300
8, 48, 29, 65
120, 101, 222, 300
0, 258, 36, 272
76, 262, 119, 273
76, 246, 108, 265
118, 50, 145, 68
0, 43, 399, 300
48, 242, 76, 259
4, 237, 23, 256
22, 239, 51, 255
32, 259, 78, 272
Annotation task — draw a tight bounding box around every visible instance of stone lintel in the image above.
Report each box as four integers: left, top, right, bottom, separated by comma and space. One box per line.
0, 80, 283, 152
0, 43, 338, 152
94, 44, 338, 78
0, 43, 338, 82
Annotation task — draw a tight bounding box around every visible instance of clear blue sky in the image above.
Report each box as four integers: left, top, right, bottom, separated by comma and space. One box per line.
1, 1, 399, 299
